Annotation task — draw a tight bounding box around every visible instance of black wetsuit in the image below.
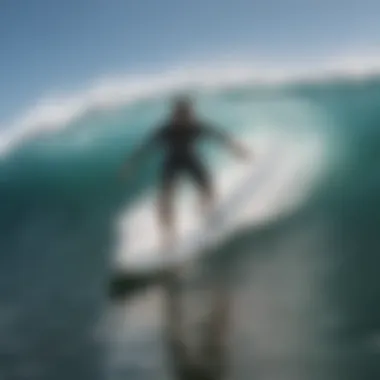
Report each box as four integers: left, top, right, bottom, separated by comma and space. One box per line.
151, 121, 227, 192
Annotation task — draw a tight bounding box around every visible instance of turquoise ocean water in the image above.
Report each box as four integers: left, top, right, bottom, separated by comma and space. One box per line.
0, 73, 380, 379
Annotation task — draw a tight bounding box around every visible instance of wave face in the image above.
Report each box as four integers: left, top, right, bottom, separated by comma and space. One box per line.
1, 74, 380, 379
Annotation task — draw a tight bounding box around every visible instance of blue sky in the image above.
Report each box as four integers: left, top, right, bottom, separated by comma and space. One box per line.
1, 0, 379, 124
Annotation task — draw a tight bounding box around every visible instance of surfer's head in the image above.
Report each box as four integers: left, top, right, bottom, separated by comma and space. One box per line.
171, 96, 194, 124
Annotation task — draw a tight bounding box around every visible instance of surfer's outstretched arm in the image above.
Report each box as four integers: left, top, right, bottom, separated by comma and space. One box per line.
204, 125, 251, 161
120, 129, 161, 177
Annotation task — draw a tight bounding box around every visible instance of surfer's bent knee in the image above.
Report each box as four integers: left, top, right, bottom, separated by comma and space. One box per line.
158, 185, 174, 227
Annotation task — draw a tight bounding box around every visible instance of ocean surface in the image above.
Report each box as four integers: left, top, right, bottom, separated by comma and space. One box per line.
0, 72, 380, 380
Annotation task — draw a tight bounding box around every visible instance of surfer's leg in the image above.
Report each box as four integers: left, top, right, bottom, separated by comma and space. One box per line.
200, 182, 214, 219
159, 185, 175, 244
187, 157, 215, 219
158, 162, 178, 247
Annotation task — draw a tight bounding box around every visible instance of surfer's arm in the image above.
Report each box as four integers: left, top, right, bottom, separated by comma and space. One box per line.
203, 124, 251, 160
120, 129, 162, 177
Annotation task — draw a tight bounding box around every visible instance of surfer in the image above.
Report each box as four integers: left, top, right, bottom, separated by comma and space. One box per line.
121, 96, 251, 243
121, 96, 243, 380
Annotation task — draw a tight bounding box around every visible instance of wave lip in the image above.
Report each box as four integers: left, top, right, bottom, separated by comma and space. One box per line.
1, 55, 380, 156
